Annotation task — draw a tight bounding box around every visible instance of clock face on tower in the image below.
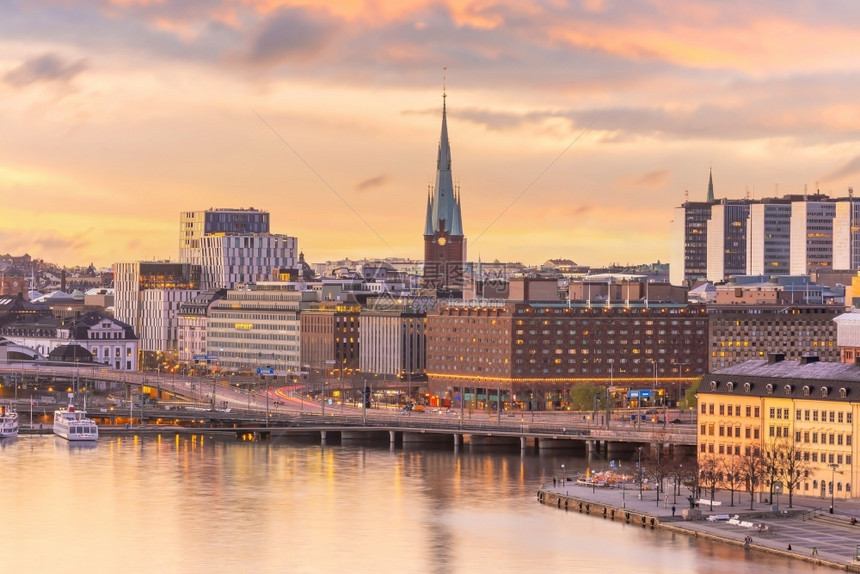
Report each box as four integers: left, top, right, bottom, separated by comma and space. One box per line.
437, 237, 447, 246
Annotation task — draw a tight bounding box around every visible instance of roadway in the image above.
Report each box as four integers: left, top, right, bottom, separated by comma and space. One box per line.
0, 362, 696, 445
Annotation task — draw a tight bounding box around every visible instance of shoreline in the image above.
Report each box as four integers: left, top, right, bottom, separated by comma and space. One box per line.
538, 483, 860, 572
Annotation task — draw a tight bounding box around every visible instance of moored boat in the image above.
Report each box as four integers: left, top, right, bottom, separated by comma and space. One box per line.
0, 404, 18, 438
53, 399, 98, 441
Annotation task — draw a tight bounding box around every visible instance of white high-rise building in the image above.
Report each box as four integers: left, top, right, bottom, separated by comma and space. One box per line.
360, 309, 426, 377
746, 200, 792, 276
179, 208, 270, 266
206, 282, 301, 374
790, 197, 835, 275
113, 262, 201, 361
833, 197, 860, 270
706, 201, 750, 282
199, 234, 297, 290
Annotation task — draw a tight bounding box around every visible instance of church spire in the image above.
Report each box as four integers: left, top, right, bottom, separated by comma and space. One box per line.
707, 166, 715, 202
428, 86, 457, 235
424, 187, 434, 236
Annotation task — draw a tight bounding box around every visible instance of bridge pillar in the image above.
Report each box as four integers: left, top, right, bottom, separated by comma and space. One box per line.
390, 430, 397, 444
320, 431, 327, 444
453, 434, 461, 446
521, 436, 527, 450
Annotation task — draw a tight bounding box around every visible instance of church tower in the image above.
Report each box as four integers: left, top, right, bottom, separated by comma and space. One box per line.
423, 90, 466, 293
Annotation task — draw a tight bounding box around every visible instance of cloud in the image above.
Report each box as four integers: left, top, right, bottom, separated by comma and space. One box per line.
34, 229, 93, 253
3, 53, 88, 88
618, 169, 670, 188
245, 6, 339, 66
822, 155, 860, 183
356, 174, 389, 192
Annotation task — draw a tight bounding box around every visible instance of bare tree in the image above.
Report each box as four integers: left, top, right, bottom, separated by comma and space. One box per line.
642, 442, 672, 504
698, 453, 720, 510
669, 450, 697, 504
775, 436, 811, 508
738, 449, 765, 510
762, 439, 782, 504
719, 455, 743, 507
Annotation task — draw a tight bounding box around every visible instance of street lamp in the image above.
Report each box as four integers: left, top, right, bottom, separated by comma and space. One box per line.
561, 464, 565, 486
638, 447, 643, 500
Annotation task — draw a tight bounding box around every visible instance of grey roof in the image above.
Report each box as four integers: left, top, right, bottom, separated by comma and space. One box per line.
703, 358, 860, 402
711, 359, 860, 383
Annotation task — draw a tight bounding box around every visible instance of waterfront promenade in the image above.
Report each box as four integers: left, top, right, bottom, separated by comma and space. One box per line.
540, 480, 860, 571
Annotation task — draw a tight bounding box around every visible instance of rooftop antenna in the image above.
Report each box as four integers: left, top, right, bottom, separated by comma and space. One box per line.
850, 187, 854, 199
684, 189, 689, 202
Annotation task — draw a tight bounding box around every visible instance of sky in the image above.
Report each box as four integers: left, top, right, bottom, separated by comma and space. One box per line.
4, 0, 860, 269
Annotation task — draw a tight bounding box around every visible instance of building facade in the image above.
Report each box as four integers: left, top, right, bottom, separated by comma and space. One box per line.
206, 282, 301, 374
179, 208, 270, 266
746, 200, 792, 276
789, 197, 835, 276
707, 200, 751, 282
0, 310, 138, 370
708, 304, 841, 372
299, 302, 361, 377
112, 262, 201, 366
833, 198, 860, 271
426, 300, 708, 409
199, 234, 297, 290
360, 308, 427, 377
699, 356, 857, 500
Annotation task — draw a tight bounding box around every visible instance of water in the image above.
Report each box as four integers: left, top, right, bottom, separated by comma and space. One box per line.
1, 434, 818, 573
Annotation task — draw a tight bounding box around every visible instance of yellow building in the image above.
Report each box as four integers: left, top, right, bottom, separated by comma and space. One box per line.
699, 354, 855, 501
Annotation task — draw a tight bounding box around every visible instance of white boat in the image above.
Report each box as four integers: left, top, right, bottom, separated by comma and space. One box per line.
53, 400, 98, 441
0, 405, 18, 438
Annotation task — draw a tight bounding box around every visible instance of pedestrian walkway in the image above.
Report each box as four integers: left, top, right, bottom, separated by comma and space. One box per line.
543, 479, 860, 570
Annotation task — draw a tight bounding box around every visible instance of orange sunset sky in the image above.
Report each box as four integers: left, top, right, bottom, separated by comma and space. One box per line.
3, 0, 860, 268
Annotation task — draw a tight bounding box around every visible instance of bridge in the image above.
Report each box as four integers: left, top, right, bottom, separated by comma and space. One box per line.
0, 362, 696, 453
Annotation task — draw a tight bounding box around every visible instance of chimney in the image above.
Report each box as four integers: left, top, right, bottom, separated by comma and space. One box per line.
800, 354, 820, 365
767, 352, 786, 364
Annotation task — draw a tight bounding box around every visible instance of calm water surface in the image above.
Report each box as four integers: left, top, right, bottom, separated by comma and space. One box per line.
1, 434, 820, 573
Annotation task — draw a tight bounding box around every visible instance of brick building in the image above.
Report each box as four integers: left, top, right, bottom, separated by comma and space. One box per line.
426, 300, 708, 410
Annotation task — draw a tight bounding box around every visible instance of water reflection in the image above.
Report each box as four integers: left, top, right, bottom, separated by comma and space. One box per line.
1, 434, 821, 574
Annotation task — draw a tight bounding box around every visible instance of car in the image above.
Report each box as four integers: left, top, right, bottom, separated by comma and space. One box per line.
412, 404, 425, 412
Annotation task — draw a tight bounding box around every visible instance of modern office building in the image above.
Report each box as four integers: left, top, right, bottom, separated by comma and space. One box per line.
179, 208, 270, 266
789, 196, 835, 275
177, 290, 226, 368
833, 197, 860, 271
360, 306, 427, 378
206, 282, 301, 375
113, 262, 200, 367
671, 201, 714, 286
746, 199, 792, 276
708, 303, 841, 371
299, 301, 361, 377
199, 234, 297, 290
707, 200, 751, 282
